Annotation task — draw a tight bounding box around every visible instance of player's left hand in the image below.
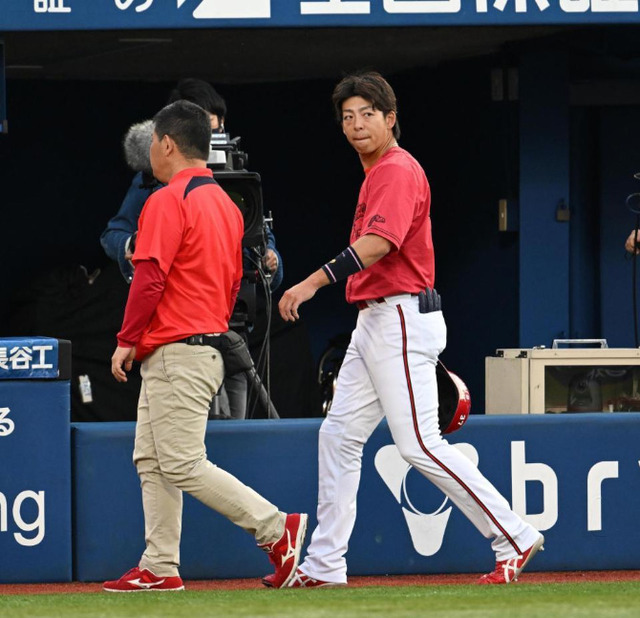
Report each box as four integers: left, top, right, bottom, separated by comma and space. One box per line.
111, 346, 136, 382
279, 280, 318, 322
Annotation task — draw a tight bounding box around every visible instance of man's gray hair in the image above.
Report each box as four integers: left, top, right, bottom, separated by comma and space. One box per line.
122, 119, 154, 175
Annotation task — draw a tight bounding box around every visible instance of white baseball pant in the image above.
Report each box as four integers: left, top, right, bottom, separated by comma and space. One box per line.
299, 293, 539, 583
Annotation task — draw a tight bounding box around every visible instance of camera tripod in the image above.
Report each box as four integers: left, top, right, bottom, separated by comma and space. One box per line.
209, 329, 279, 420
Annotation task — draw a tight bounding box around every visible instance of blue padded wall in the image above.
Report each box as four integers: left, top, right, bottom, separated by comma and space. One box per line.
73, 414, 640, 582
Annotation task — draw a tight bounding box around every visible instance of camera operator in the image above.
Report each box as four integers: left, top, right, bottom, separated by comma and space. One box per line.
100, 78, 283, 419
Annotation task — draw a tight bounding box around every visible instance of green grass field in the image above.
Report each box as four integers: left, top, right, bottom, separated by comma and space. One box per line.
1, 582, 639, 618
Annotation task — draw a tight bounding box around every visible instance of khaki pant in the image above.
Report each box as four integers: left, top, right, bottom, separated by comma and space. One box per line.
134, 342, 284, 577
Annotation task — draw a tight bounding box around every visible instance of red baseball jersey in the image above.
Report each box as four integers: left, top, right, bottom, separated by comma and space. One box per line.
345, 147, 434, 303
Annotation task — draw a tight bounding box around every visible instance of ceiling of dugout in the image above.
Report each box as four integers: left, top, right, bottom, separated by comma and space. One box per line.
1, 26, 573, 83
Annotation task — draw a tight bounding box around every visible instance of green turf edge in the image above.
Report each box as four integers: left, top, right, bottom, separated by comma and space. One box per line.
1, 581, 639, 618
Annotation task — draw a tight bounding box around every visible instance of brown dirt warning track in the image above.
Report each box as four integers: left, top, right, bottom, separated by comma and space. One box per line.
1, 571, 639, 595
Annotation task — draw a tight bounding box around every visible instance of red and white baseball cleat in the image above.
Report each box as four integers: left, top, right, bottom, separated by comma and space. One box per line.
259, 513, 308, 589
103, 567, 184, 592
477, 534, 545, 585
288, 568, 347, 588
263, 567, 346, 588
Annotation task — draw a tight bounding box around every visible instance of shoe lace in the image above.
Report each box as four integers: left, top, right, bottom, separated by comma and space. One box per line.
500, 556, 521, 582
290, 571, 308, 587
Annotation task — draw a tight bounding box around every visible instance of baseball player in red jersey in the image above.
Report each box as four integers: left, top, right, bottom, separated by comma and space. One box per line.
276, 72, 544, 587
104, 100, 306, 592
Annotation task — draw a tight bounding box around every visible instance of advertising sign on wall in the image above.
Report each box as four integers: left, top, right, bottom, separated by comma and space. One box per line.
0, 0, 639, 31
73, 414, 640, 581
0, 338, 71, 583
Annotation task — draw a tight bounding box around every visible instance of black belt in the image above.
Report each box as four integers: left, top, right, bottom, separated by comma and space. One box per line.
177, 334, 221, 346
175, 332, 254, 376
355, 288, 441, 314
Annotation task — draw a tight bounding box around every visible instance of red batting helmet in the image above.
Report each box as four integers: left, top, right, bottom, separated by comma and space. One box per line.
436, 360, 471, 434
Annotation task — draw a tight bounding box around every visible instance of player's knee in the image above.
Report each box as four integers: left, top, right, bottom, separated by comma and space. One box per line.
134, 454, 160, 476
320, 423, 366, 455
157, 457, 198, 487
396, 444, 414, 465
319, 429, 367, 471
321, 415, 373, 444
395, 441, 427, 468
319, 415, 343, 436
395, 432, 446, 467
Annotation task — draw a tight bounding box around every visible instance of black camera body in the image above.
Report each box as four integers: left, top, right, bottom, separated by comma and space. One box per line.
207, 134, 272, 331
207, 133, 267, 251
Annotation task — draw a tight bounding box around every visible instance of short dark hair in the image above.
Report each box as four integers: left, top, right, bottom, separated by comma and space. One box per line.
332, 71, 400, 140
153, 100, 211, 161
167, 78, 227, 120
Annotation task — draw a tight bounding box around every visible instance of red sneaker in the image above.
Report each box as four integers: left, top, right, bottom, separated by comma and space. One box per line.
103, 567, 184, 592
477, 535, 545, 585
259, 513, 308, 589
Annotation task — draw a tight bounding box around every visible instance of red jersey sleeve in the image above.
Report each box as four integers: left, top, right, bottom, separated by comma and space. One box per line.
132, 189, 184, 276
117, 259, 167, 347
360, 163, 419, 250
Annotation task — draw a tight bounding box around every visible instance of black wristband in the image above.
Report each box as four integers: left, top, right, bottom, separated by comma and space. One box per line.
322, 245, 365, 283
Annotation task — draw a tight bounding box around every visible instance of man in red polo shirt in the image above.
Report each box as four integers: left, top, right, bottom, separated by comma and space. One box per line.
105, 100, 306, 592
277, 72, 544, 588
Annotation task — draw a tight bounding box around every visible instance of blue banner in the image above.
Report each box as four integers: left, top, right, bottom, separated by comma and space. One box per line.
0, 338, 59, 380
0, 0, 638, 31
0, 380, 72, 583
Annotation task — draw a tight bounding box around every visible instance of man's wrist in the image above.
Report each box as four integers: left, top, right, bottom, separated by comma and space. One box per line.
309, 269, 331, 289
321, 245, 364, 284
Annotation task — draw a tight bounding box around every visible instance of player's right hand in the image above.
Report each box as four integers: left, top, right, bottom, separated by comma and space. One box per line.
279, 280, 318, 322
111, 346, 136, 382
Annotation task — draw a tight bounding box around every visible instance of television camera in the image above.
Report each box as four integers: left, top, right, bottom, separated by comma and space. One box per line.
206, 132, 279, 419
206, 132, 275, 334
